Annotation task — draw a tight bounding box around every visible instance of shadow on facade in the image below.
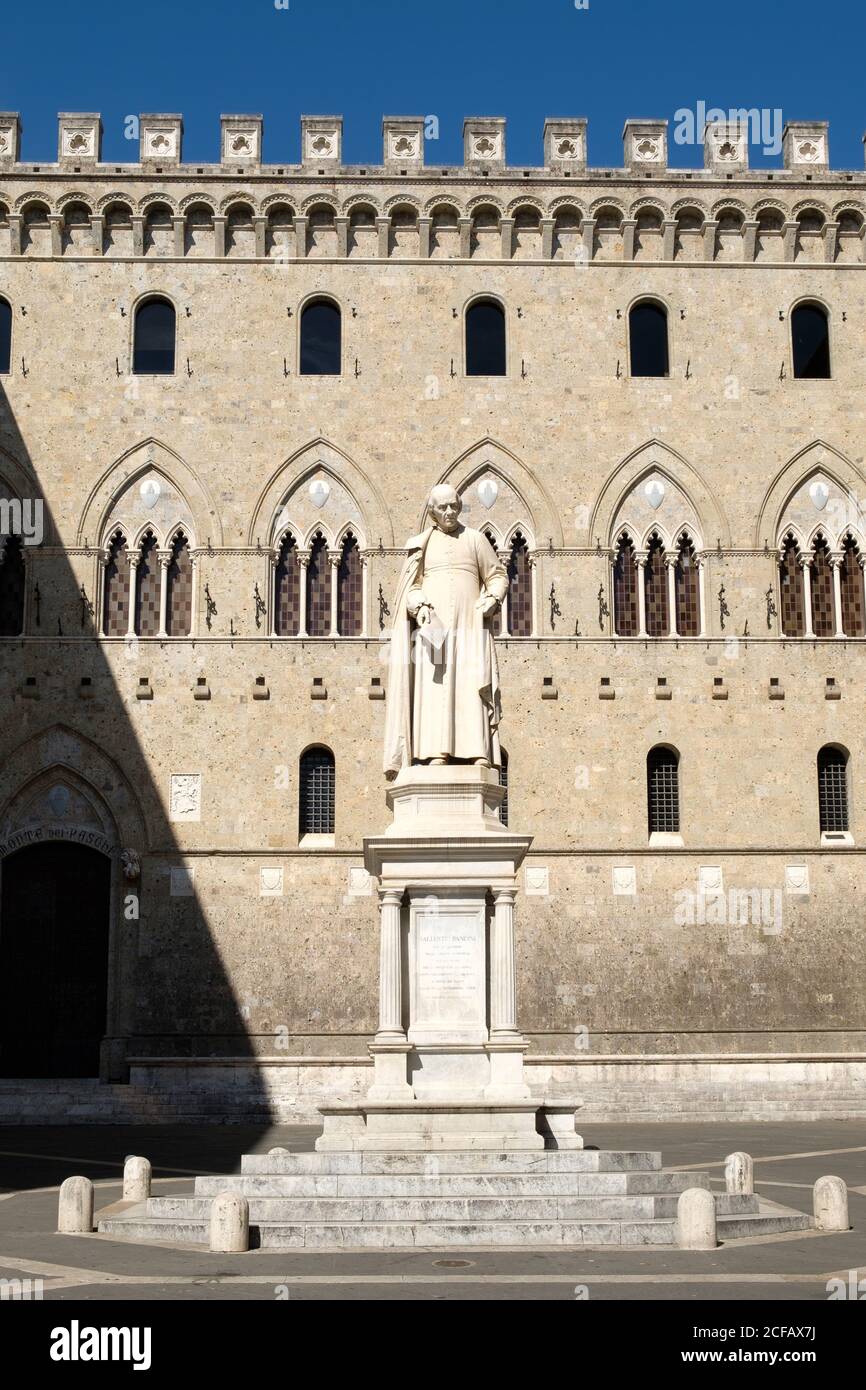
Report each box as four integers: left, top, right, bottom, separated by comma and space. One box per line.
0, 377, 272, 1126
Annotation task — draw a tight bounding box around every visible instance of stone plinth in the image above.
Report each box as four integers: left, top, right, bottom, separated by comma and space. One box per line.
315, 766, 579, 1152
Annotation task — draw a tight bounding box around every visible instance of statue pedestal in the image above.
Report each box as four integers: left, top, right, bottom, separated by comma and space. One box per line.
316, 766, 581, 1152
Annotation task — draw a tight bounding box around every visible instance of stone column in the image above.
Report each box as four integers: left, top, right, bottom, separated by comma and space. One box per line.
268, 549, 279, 638
8, 213, 22, 256
293, 215, 308, 258
500, 217, 514, 260
580, 217, 595, 262
91, 214, 104, 257
540, 217, 554, 261
800, 554, 814, 637
376, 216, 390, 259
490, 889, 520, 1038
172, 215, 185, 258
157, 550, 171, 638
359, 552, 370, 638
458, 217, 472, 259
497, 549, 511, 634
742, 219, 759, 263
131, 215, 144, 258
49, 213, 62, 257
335, 215, 349, 259
328, 550, 341, 636
375, 888, 405, 1042
782, 220, 798, 262
296, 551, 310, 637
254, 215, 267, 259
702, 219, 718, 262
696, 554, 708, 636
665, 553, 678, 636
823, 220, 839, 264
662, 218, 677, 261
126, 554, 140, 638
636, 552, 648, 637
621, 218, 637, 261
830, 553, 844, 637
418, 216, 431, 259
213, 215, 226, 258
528, 553, 540, 636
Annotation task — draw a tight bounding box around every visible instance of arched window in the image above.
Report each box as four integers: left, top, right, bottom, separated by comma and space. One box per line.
102, 533, 129, 635
779, 534, 806, 636
644, 533, 669, 637
299, 746, 335, 837
103, 201, 133, 255
337, 532, 363, 636
613, 534, 638, 636
184, 203, 214, 256
274, 533, 300, 637
225, 202, 255, 256
791, 303, 830, 379
306, 532, 331, 636
647, 746, 680, 835
0, 297, 11, 374
134, 532, 160, 637
629, 300, 669, 377
498, 749, 509, 827
347, 204, 376, 257
61, 201, 92, 253
166, 532, 192, 637
506, 531, 532, 636
300, 298, 341, 375
466, 298, 506, 376
0, 534, 25, 636
810, 535, 835, 637
675, 534, 700, 636
265, 204, 294, 259
133, 297, 175, 375
840, 536, 865, 637
483, 530, 503, 635
143, 203, 173, 255
817, 746, 849, 834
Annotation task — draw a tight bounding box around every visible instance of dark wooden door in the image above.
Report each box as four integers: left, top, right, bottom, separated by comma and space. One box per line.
0, 843, 111, 1077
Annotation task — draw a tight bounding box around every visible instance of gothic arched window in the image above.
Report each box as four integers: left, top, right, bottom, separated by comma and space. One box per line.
133, 297, 176, 375
840, 537, 865, 637
0, 296, 11, 374
629, 300, 669, 377
166, 532, 192, 637
274, 533, 300, 637
300, 298, 341, 375
306, 533, 331, 637
779, 535, 806, 636
613, 534, 638, 637
675, 534, 700, 636
644, 533, 669, 637
647, 746, 680, 835
134, 532, 160, 637
0, 534, 25, 635
817, 745, 849, 834
466, 298, 506, 376
337, 533, 363, 636
483, 531, 503, 635
792, 302, 830, 379
102, 533, 129, 636
506, 532, 532, 636
299, 745, 335, 837
810, 535, 835, 637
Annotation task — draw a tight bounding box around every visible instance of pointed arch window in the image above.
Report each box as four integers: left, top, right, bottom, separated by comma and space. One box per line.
629, 300, 669, 377
818, 745, 849, 834
675, 534, 700, 636
0, 534, 25, 635
498, 749, 509, 827
306, 533, 331, 637
166, 532, 193, 637
299, 745, 335, 837
792, 302, 830, 379
506, 532, 532, 636
133, 532, 160, 637
274, 533, 301, 637
613, 534, 638, 637
647, 746, 680, 834
0, 296, 11, 375
644, 534, 669, 636
483, 530, 503, 635
102, 533, 129, 636
840, 537, 865, 637
466, 298, 506, 376
300, 298, 341, 375
337, 532, 363, 636
133, 297, 176, 375
779, 535, 806, 636
810, 535, 835, 637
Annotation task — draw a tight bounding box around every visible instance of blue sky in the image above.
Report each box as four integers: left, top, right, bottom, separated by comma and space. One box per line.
1, 0, 864, 170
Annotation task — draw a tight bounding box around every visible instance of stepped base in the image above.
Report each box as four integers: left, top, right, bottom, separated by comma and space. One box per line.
95, 1145, 817, 1250
315, 1099, 582, 1152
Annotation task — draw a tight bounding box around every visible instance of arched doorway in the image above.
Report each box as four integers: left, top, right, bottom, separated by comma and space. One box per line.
0, 843, 111, 1077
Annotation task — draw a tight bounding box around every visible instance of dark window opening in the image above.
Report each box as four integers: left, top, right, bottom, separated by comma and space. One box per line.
0, 297, 11, 374
647, 746, 680, 834
792, 303, 830, 379
818, 746, 848, 833
299, 746, 335, 836
629, 301, 669, 377
133, 298, 176, 375
466, 299, 506, 376
300, 299, 341, 375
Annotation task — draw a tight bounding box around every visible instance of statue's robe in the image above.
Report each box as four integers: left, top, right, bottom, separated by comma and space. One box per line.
383, 524, 508, 775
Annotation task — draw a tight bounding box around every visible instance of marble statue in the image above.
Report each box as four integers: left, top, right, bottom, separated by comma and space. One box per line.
383, 484, 508, 778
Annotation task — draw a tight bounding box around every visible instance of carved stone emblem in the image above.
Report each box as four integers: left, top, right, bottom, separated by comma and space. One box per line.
170, 774, 201, 822
121, 848, 141, 881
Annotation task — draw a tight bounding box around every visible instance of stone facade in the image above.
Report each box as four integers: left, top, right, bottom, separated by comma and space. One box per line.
0, 113, 865, 1120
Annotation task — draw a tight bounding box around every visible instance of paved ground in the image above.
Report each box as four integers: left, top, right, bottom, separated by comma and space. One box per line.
0, 1120, 863, 1302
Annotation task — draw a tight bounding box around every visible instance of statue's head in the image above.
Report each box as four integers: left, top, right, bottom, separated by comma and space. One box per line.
429, 484, 461, 534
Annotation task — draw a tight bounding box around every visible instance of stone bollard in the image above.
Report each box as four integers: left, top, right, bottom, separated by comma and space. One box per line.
813, 1176, 849, 1232
725, 1151, 753, 1196
58, 1176, 94, 1234
676, 1187, 717, 1250
123, 1155, 152, 1202
210, 1193, 249, 1252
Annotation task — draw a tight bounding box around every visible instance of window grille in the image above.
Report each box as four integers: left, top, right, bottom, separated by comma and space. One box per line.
498, 751, 509, 827
818, 747, 848, 832
299, 747, 335, 836
647, 747, 679, 834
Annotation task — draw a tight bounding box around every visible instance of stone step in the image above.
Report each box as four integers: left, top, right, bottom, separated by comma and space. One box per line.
146, 1192, 759, 1222
97, 1207, 812, 1250
239, 1150, 663, 1175
194, 1169, 709, 1199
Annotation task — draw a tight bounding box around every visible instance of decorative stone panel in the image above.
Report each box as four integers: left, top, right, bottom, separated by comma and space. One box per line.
463, 117, 506, 171
58, 113, 102, 165
0, 113, 21, 164
221, 114, 263, 166
140, 114, 183, 165
382, 116, 425, 169
170, 773, 201, 823
623, 120, 667, 170
543, 119, 587, 172
301, 115, 342, 167
704, 121, 749, 172
783, 122, 829, 172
